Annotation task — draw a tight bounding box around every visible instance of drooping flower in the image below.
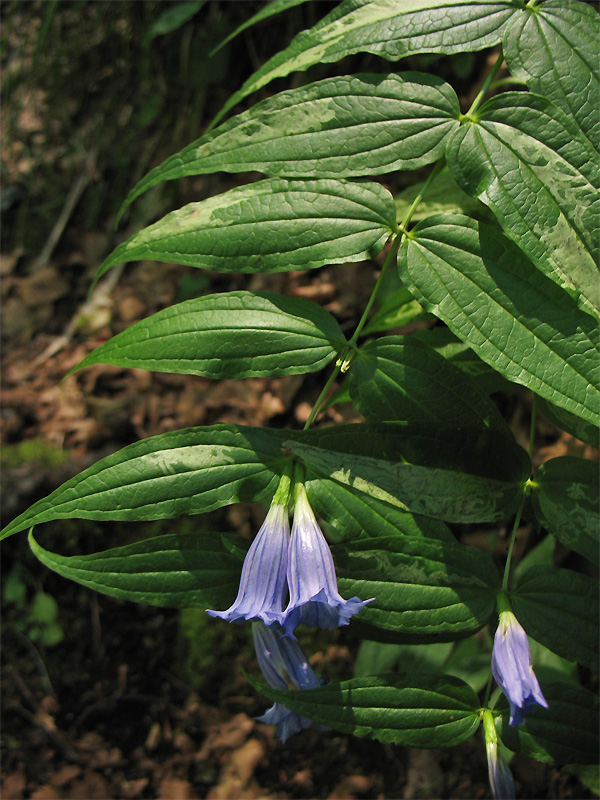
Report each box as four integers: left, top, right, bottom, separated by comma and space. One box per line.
483, 709, 515, 800
252, 620, 325, 742
492, 603, 548, 726
283, 484, 372, 638
206, 500, 289, 626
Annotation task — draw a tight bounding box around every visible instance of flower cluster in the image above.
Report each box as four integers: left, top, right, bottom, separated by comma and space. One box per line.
207, 476, 372, 740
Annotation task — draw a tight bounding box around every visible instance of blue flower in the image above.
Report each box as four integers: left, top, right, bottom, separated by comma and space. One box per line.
252, 621, 325, 742
283, 485, 372, 638
492, 609, 548, 726
207, 502, 289, 626
483, 710, 515, 800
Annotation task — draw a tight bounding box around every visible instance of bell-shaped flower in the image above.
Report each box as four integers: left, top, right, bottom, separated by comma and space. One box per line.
483, 710, 515, 800
207, 501, 289, 626
252, 621, 325, 742
283, 485, 372, 638
492, 605, 548, 726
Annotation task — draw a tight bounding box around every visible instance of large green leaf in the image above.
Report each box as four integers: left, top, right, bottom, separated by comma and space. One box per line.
510, 565, 599, 669
28, 530, 244, 609
496, 681, 599, 765
286, 422, 529, 523
210, 0, 517, 128
1, 425, 284, 540
348, 335, 511, 432
334, 535, 499, 642
250, 672, 480, 747
119, 73, 460, 213
530, 457, 599, 565
399, 215, 600, 425
447, 93, 599, 318
503, 0, 600, 150
1, 421, 527, 539
97, 178, 395, 285
70, 291, 345, 379
537, 397, 599, 447
304, 475, 456, 543
411, 327, 512, 396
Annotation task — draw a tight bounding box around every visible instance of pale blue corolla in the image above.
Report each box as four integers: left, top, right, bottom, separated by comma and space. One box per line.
283, 484, 373, 638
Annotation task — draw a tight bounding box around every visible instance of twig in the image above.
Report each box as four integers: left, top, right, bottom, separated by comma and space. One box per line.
34, 149, 97, 273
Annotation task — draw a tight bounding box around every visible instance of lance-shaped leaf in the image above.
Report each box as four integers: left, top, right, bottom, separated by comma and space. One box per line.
399, 215, 600, 426
412, 327, 512, 396
348, 335, 512, 433
1, 425, 284, 540
304, 475, 456, 543
97, 178, 395, 285
249, 672, 481, 748
537, 397, 599, 448
284, 422, 529, 523
210, 0, 517, 129
496, 682, 599, 765
530, 457, 599, 565
447, 93, 600, 318
28, 530, 245, 609
119, 73, 460, 212
333, 535, 499, 642
70, 291, 345, 379
510, 565, 599, 670
503, 0, 599, 150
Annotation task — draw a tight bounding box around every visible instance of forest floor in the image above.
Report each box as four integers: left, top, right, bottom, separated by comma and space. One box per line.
1, 3, 597, 799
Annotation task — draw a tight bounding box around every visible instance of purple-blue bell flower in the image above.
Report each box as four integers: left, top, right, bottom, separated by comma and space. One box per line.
492, 609, 548, 726
483, 710, 515, 800
206, 502, 289, 626
252, 620, 325, 743
283, 485, 373, 638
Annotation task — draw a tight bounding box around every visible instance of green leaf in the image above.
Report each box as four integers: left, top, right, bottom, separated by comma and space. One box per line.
70, 291, 345, 379
145, 0, 206, 42
99, 178, 395, 285
537, 397, 599, 447
210, 0, 310, 56
119, 73, 460, 212
335, 535, 499, 642
496, 681, 599, 765
1, 425, 284, 540
210, 0, 516, 129
399, 215, 600, 425
250, 672, 481, 748
348, 335, 511, 433
287, 422, 529, 523
530, 457, 599, 565
503, 0, 600, 149
511, 565, 599, 669
447, 93, 600, 318
305, 474, 456, 543
28, 530, 244, 609
411, 327, 512, 396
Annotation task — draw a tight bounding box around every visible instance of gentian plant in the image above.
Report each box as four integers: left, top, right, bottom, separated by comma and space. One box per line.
3, 1, 598, 797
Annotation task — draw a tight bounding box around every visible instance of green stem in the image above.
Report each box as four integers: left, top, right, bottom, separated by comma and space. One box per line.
303, 158, 447, 431
528, 394, 537, 460
302, 363, 343, 430
500, 395, 537, 590
465, 48, 505, 118
349, 157, 446, 348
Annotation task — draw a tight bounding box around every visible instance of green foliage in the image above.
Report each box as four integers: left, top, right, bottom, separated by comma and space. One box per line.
3, 0, 598, 789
